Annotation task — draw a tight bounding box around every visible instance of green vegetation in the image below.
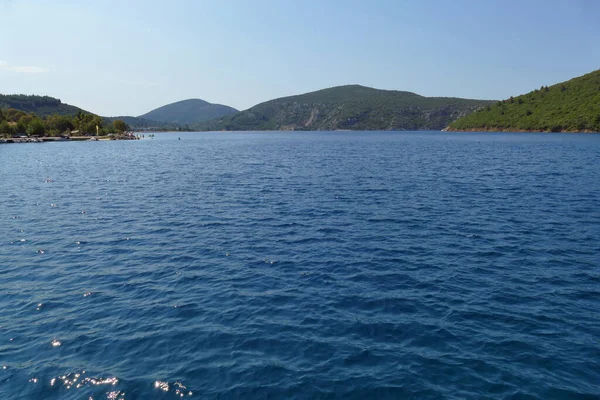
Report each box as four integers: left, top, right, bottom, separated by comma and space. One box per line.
0, 107, 129, 138
449, 69, 600, 132
0, 94, 87, 117
113, 119, 128, 133
0, 93, 191, 132
196, 85, 493, 131
139, 99, 238, 125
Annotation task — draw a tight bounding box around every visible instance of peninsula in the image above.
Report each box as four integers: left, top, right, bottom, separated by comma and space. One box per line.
0, 103, 132, 139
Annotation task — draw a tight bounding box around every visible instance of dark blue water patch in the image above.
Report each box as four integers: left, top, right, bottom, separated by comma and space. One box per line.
1, 131, 599, 399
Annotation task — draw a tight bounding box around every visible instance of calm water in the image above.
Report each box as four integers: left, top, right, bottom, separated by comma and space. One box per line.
1, 131, 599, 399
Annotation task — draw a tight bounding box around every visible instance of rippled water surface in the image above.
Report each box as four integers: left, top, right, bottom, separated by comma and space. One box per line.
1, 131, 599, 399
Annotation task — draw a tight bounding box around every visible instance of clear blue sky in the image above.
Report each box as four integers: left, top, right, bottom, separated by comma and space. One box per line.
0, 0, 598, 116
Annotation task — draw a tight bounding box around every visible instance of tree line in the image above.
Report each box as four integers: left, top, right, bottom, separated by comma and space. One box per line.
0, 108, 129, 138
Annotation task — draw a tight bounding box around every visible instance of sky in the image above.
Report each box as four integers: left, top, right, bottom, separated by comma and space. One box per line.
0, 0, 599, 116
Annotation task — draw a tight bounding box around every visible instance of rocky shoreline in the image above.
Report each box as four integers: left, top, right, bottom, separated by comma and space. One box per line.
0, 134, 140, 144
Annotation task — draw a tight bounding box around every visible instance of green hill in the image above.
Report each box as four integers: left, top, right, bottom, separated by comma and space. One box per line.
139, 99, 238, 125
0, 94, 188, 131
196, 85, 493, 131
449, 69, 600, 132
0, 94, 87, 117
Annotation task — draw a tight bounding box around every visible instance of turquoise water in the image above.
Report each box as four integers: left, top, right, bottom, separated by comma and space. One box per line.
1, 131, 599, 399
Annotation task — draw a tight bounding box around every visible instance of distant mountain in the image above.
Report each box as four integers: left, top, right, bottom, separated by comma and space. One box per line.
0, 94, 187, 131
0, 94, 87, 117
449, 69, 600, 132
197, 85, 493, 131
139, 99, 238, 125
102, 116, 182, 131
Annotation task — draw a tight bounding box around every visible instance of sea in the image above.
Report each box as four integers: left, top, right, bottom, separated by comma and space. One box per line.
1, 131, 599, 399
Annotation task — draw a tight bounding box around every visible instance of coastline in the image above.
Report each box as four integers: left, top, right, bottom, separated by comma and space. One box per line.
0, 135, 140, 144
444, 127, 600, 134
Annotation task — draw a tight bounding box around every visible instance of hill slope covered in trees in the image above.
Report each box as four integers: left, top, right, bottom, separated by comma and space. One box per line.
196, 85, 493, 131
449, 69, 600, 132
139, 99, 238, 125
0, 94, 188, 131
0, 94, 88, 117
0, 95, 133, 136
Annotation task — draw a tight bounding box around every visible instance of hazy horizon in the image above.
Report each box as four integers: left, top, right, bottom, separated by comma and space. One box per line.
1, 0, 599, 116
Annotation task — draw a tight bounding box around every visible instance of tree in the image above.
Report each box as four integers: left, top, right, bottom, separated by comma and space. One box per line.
26, 119, 45, 136
18, 114, 34, 126
45, 114, 74, 133
113, 119, 128, 133
5, 108, 26, 122
576, 118, 588, 131
56, 115, 74, 133
15, 121, 26, 134
74, 112, 95, 134
0, 121, 11, 136
593, 114, 600, 131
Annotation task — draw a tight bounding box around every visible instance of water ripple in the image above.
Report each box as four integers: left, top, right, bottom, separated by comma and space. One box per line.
0, 132, 599, 399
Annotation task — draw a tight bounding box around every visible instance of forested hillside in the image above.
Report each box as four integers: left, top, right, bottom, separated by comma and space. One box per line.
449, 69, 600, 132
197, 85, 493, 131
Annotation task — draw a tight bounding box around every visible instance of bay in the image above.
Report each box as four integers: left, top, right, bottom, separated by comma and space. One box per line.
1, 131, 599, 399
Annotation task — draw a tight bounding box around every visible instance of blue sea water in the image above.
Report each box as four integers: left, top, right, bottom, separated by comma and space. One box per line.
0, 131, 599, 399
